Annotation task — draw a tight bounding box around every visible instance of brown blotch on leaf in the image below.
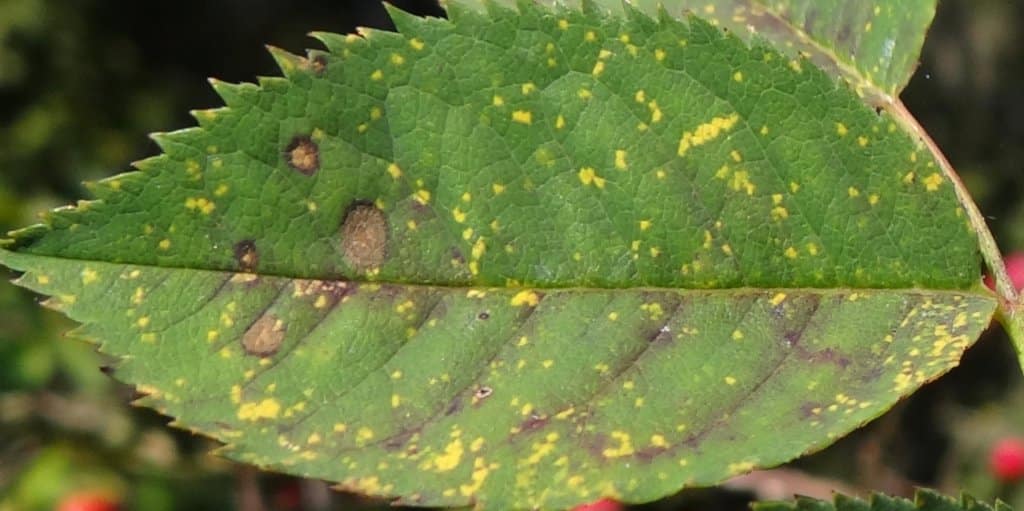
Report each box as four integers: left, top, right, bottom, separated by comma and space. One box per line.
311, 55, 327, 75
519, 413, 549, 433
444, 396, 464, 417
341, 201, 389, 271
285, 135, 319, 175
473, 386, 493, 401
241, 315, 286, 358
451, 248, 465, 265
234, 240, 259, 272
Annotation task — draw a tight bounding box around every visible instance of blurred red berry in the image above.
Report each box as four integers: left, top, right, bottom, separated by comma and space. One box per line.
272, 480, 303, 510
984, 252, 1024, 292
573, 498, 623, 511
56, 491, 120, 511
990, 437, 1024, 482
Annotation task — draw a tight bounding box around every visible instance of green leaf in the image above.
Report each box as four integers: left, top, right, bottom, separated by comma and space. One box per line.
753, 488, 1014, 511
457, 0, 937, 101
0, 2, 995, 509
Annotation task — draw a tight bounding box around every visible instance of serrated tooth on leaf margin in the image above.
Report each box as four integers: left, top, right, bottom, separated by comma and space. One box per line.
256, 76, 290, 91
265, 44, 307, 78
382, 3, 427, 34
149, 127, 204, 154
190, 107, 229, 128
440, 0, 479, 23
82, 171, 140, 200
309, 31, 353, 54
208, 78, 256, 108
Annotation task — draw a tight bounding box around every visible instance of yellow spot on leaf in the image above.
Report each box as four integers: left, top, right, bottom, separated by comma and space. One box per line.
452, 207, 467, 223
678, 114, 740, 156
409, 38, 425, 51
725, 376, 737, 385
414, 189, 431, 205
81, 268, 99, 285
729, 170, 756, 195
512, 110, 533, 125
728, 461, 756, 475
459, 457, 493, 497
639, 220, 652, 231
771, 206, 789, 221
615, 149, 628, 170
358, 428, 378, 444
471, 238, 486, 260
185, 197, 216, 215
603, 431, 635, 458
785, 247, 799, 259
238, 398, 281, 421
648, 100, 663, 123
370, 69, 383, 81
592, 60, 605, 76
578, 167, 606, 188
387, 163, 402, 179
923, 172, 943, 191
836, 123, 848, 136
159, 239, 171, 250
511, 290, 540, 307
733, 71, 743, 82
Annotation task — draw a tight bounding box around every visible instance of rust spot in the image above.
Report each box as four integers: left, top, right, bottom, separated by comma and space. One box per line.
285, 135, 319, 175
234, 240, 259, 272
241, 315, 286, 357
341, 201, 389, 271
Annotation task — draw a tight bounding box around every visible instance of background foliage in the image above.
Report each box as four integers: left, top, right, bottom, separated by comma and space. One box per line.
0, 0, 1021, 509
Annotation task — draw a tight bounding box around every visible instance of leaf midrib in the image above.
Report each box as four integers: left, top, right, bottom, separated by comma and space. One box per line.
1, 250, 990, 295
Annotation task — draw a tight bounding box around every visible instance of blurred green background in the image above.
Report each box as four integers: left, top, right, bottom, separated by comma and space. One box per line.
0, 1, 1022, 509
